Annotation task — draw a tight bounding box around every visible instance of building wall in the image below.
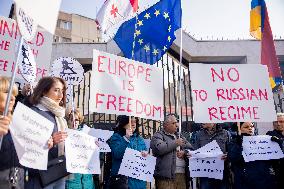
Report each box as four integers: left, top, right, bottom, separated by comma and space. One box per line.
54, 11, 101, 43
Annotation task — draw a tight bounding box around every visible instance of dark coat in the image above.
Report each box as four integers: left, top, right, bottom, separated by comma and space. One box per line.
0, 132, 24, 189
266, 130, 284, 189
228, 135, 276, 189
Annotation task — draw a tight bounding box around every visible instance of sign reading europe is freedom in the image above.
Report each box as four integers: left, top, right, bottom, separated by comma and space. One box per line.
90, 50, 163, 121
189, 64, 276, 123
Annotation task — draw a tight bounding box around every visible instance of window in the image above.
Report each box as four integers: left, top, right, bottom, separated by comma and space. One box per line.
58, 20, 72, 30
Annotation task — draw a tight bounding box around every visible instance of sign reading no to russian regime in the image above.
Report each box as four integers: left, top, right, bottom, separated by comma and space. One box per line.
189, 64, 276, 123
90, 50, 163, 121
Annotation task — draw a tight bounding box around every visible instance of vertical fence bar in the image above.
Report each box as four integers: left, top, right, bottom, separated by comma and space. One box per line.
167, 54, 171, 114
172, 59, 177, 115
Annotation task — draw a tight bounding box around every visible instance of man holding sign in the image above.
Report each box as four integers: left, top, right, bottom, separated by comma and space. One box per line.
150, 114, 192, 189
191, 123, 230, 189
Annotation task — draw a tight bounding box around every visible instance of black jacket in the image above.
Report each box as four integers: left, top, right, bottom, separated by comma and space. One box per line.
228, 135, 276, 189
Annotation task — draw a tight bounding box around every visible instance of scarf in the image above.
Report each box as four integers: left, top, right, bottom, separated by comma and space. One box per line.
40, 96, 67, 156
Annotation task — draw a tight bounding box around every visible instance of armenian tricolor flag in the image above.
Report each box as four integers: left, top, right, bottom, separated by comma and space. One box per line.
250, 0, 282, 88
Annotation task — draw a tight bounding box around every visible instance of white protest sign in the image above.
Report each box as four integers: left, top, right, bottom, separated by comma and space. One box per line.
242, 135, 284, 162
189, 64, 276, 123
10, 102, 54, 170
65, 129, 100, 174
50, 57, 84, 85
118, 148, 156, 182
189, 156, 224, 180
90, 50, 164, 121
188, 140, 223, 158
188, 141, 224, 180
14, 0, 61, 34
15, 4, 37, 41
18, 41, 36, 83
82, 126, 114, 152
0, 16, 53, 80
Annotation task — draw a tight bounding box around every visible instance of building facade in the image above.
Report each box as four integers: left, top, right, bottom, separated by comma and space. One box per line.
54, 11, 101, 43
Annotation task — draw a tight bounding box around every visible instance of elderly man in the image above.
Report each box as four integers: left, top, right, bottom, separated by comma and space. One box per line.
192, 123, 230, 189
150, 114, 192, 189
267, 113, 284, 189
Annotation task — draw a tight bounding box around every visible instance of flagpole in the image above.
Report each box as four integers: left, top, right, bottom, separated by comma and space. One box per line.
0, 36, 23, 150
178, 6, 183, 139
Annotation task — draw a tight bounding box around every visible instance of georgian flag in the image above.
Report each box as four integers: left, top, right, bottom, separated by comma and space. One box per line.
96, 0, 138, 33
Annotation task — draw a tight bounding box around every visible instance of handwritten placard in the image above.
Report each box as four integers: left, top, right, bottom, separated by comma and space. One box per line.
188, 140, 224, 180
189, 64, 276, 123
242, 135, 284, 162
90, 50, 164, 121
16, 4, 37, 41
65, 129, 100, 174
118, 148, 156, 182
10, 102, 54, 170
81, 126, 114, 152
189, 156, 224, 180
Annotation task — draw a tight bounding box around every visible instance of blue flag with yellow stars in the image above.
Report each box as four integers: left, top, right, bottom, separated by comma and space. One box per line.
114, 0, 181, 65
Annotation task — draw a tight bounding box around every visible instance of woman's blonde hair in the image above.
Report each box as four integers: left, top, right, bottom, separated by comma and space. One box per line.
0, 76, 18, 97
66, 108, 84, 124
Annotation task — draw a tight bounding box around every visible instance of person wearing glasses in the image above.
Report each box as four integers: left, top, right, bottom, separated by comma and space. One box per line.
150, 114, 192, 189
228, 122, 277, 189
192, 123, 230, 189
266, 113, 284, 189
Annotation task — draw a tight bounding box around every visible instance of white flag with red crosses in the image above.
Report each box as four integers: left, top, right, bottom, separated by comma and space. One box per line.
96, 0, 138, 33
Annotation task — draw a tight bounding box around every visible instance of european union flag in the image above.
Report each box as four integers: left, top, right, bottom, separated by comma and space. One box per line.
114, 0, 181, 65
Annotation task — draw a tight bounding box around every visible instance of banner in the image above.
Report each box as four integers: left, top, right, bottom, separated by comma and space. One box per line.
242, 135, 284, 162
90, 50, 164, 121
65, 129, 100, 174
118, 148, 156, 182
10, 102, 54, 170
82, 126, 114, 152
0, 16, 53, 81
188, 64, 276, 123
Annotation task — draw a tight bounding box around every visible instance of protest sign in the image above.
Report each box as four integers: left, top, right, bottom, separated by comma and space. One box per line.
14, 0, 61, 34
10, 102, 54, 170
118, 148, 156, 182
15, 4, 37, 41
50, 57, 84, 85
189, 156, 224, 180
242, 135, 284, 162
188, 140, 224, 180
18, 41, 36, 83
50, 57, 84, 103
90, 50, 164, 121
0, 16, 53, 80
65, 129, 100, 174
188, 64, 276, 123
82, 126, 114, 152
188, 140, 223, 158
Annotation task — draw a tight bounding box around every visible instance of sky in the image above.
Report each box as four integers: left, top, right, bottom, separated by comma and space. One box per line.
59, 0, 284, 40
1, 0, 283, 40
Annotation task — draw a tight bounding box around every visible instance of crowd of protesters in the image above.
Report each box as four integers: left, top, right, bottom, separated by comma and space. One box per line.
0, 76, 284, 189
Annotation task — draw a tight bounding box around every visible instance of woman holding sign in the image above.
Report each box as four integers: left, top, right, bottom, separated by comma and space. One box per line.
25, 77, 68, 189
65, 108, 95, 189
109, 115, 147, 189
0, 76, 23, 189
228, 122, 276, 189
